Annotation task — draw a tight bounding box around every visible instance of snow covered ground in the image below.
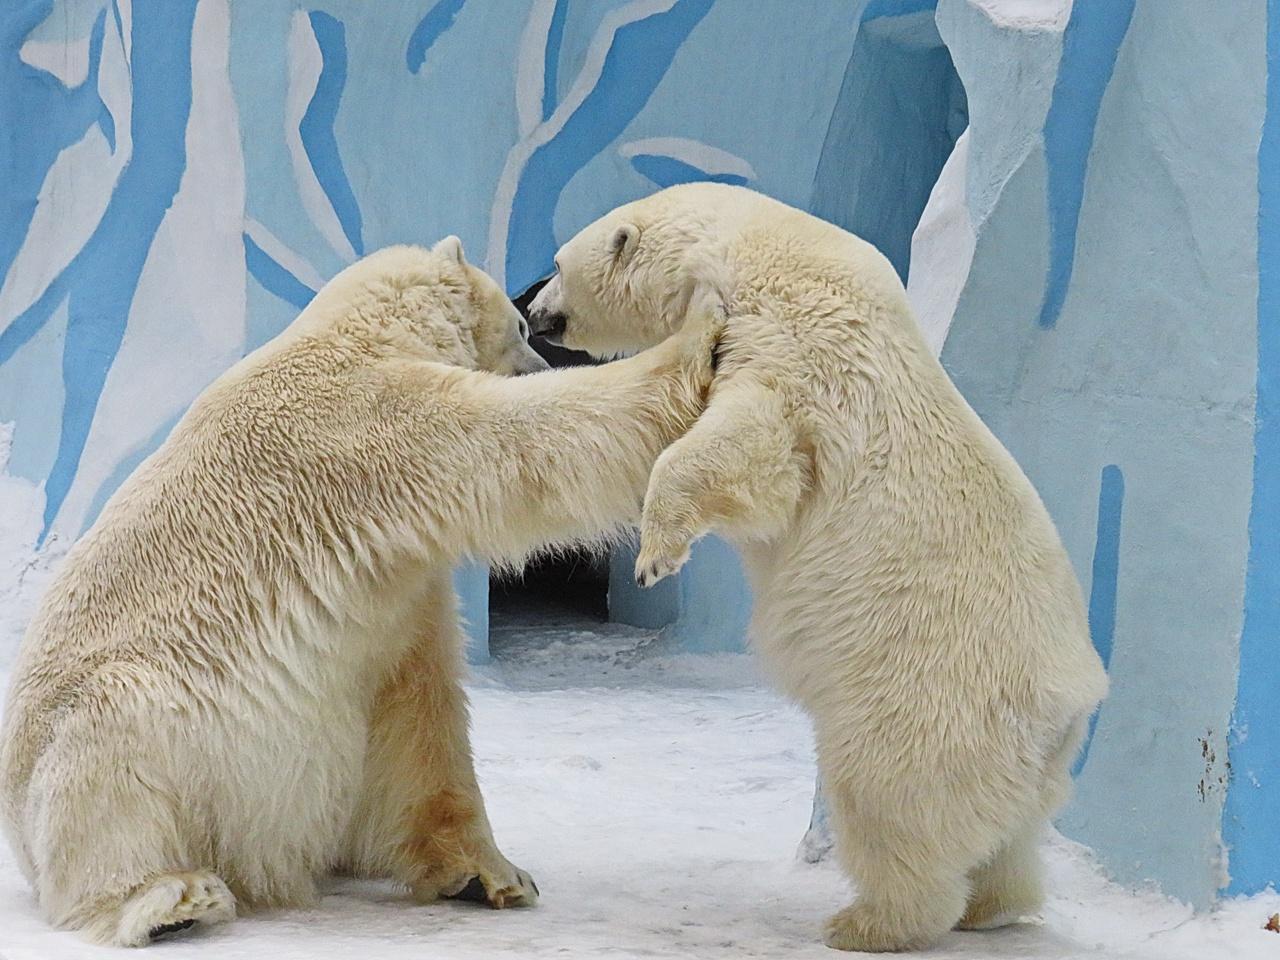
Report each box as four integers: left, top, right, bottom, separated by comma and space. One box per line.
0, 601, 1278, 958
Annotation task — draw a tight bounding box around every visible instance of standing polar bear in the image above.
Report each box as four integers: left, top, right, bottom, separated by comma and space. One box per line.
529, 183, 1109, 952
1, 239, 720, 946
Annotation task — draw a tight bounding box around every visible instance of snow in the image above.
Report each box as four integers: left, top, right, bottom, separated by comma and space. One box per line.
968, 0, 1073, 32
0, 426, 62, 677
0, 520, 1278, 957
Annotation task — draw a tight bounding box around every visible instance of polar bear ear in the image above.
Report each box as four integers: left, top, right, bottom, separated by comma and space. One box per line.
433, 235, 466, 266
609, 224, 640, 265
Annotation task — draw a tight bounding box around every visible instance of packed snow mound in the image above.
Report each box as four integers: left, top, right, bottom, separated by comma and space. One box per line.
0, 423, 63, 673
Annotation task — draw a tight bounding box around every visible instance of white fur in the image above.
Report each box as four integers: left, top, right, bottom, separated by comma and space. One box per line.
0, 241, 719, 945
531, 183, 1108, 952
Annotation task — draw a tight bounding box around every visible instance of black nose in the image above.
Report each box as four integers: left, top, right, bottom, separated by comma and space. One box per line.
528, 310, 567, 340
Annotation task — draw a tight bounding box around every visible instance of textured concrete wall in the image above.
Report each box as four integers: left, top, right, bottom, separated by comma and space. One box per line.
932, 0, 1265, 906
1222, 0, 1280, 900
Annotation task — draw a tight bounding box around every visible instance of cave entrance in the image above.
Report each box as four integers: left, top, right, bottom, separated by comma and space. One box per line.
487, 278, 611, 650
810, 3, 969, 283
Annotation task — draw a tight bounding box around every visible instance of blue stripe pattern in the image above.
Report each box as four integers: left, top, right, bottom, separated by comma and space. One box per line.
405, 0, 465, 74
861, 0, 935, 20
542, 0, 569, 121
1038, 0, 1136, 329
1224, 0, 1280, 896
503, 0, 714, 296
1074, 463, 1123, 776
629, 154, 747, 189
0, 1, 198, 543
301, 11, 364, 258
0, 2, 111, 303
244, 234, 317, 311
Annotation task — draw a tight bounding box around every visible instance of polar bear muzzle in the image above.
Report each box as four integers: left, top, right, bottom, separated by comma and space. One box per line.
527, 308, 567, 343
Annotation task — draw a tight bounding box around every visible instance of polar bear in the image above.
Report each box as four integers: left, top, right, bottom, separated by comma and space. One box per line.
0, 238, 720, 946
529, 183, 1109, 952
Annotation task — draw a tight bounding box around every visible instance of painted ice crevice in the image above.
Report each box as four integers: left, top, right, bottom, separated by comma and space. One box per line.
515, 0, 562, 139
287, 10, 362, 266
1037, 0, 1135, 328
619, 136, 756, 189
1225, 0, 1280, 895
67, 0, 248, 540
0, 3, 127, 342
250, 8, 370, 314
487, 0, 714, 293
0, 2, 113, 294
1073, 463, 1123, 776
405, 0, 466, 75
243, 218, 324, 310
0, 1, 199, 544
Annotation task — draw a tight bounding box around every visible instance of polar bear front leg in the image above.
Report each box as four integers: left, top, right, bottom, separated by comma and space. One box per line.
343, 585, 536, 909
635, 378, 805, 586
361, 661, 536, 907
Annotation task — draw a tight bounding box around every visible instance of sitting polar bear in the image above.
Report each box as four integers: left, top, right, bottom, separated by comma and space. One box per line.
0, 238, 720, 946
529, 184, 1109, 952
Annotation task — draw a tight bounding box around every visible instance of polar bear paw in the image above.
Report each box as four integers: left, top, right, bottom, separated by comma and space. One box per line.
824, 900, 950, 954
108, 871, 236, 947
443, 866, 539, 909
414, 859, 539, 910
824, 903, 906, 953
634, 538, 691, 587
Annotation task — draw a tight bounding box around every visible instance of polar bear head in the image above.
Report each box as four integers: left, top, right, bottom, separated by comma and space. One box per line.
527, 184, 737, 358
311, 239, 548, 376
429, 236, 550, 376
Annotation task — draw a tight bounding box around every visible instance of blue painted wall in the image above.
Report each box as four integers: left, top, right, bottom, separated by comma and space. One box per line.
1072, 464, 1122, 777
1, 0, 1276, 908
454, 562, 490, 663
1223, 0, 1280, 898
936, 0, 1265, 906
1037, 0, 1136, 329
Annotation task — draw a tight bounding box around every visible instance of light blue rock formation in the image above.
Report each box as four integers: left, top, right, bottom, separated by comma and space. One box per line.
934, 0, 1264, 907
0, 0, 1275, 908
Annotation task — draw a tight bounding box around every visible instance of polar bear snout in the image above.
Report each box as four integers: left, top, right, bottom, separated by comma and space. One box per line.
527, 275, 569, 344
528, 307, 567, 343
512, 349, 551, 375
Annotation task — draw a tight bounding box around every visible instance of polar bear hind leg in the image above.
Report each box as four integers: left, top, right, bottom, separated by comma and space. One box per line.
26, 706, 235, 946
959, 715, 1089, 931
821, 782, 973, 952
957, 822, 1044, 930
100, 872, 236, 946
